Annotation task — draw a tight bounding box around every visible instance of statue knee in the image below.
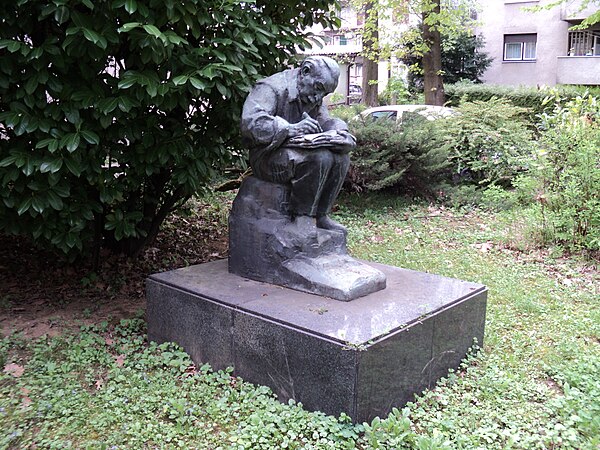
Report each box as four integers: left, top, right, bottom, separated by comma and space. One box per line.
307, 149, 335, 170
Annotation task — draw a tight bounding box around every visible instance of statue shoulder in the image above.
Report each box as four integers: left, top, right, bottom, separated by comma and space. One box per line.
256, 69, 294, 92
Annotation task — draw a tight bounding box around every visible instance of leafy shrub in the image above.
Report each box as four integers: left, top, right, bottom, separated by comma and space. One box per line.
347, 113, 450, 195
438, 97, 536, 187
379, 76, 413, 106
535, 91, 600, 251
0, 0, 338, 258
329, 104, 367, 123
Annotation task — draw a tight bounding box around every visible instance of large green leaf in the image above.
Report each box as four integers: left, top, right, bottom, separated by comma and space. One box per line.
61, 133, 81, 152
124, 0, 137, 14
81, 130, 100, 145
0, 0, 341, 257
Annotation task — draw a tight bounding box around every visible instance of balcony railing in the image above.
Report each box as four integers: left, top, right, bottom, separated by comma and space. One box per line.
568, 30, 600, 56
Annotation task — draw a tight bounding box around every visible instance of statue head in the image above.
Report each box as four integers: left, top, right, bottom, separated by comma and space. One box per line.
297, 56, 340, 107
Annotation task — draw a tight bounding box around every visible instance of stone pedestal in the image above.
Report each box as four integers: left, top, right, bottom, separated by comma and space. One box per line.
147, 260, 487, 423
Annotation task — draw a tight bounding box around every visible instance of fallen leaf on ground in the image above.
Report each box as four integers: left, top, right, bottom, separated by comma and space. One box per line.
115, 354, 126, 367
19, 388, 32, 408
473, 242, 494, 253
4, 363, 24, 377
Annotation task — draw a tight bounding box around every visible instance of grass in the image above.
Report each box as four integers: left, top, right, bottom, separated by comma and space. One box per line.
1, 192, 598, 449
338, 192, 599, 449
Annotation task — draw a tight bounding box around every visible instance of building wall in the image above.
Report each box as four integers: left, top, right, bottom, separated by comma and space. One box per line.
479, 0, 571, 86
557, 56, 600, 84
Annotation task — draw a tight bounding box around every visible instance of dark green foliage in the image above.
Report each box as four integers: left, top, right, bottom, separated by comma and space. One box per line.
0, 0, 339, 257
347, 114, 450, 195
440, 33, 493, 85
437, 98, 536, 187
402, 30, 492, 92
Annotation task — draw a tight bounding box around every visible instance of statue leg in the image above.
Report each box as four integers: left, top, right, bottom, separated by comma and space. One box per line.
257, 148, 347, 223
288, 149, 337, 217
314, 152, 350, 234
316, 152, 350, 216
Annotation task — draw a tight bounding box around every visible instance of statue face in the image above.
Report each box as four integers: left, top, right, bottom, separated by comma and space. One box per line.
297, 63, 337, 107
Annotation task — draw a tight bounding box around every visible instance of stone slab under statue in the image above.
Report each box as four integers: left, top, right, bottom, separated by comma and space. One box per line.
147, 259, 487, 422
228, 55, 385, 301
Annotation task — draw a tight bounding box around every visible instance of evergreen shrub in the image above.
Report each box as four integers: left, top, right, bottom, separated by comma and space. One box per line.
437, 97, 537, 187
347, 113, 450, 195
445, 82, 600, 120
0, 0, 338, 258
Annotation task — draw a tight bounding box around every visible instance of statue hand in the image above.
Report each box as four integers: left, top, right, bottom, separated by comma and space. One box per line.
330, 130, 356, 153
288, 113, 323, 137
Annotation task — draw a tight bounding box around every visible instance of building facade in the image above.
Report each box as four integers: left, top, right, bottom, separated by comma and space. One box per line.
478, 0, 600, 86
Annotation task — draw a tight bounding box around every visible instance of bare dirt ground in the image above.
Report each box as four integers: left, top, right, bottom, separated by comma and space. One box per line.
0, 210, 229, 339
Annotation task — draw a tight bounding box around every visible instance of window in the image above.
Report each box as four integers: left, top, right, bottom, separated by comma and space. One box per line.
368, 111, 397, 121
504, 34, 537, 61
333, 35, 348, 46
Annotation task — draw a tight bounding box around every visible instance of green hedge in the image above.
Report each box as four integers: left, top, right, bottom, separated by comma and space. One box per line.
445, 82, 600, 117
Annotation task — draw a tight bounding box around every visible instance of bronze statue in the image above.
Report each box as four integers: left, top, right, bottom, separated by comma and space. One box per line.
229, 56, 385, 301
241, 56, 356, 234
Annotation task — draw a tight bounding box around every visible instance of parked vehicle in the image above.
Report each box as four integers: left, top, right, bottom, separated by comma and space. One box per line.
355, 104, 456, 124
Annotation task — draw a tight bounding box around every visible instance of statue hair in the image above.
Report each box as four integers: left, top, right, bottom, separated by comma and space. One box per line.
301, 56, 340, 80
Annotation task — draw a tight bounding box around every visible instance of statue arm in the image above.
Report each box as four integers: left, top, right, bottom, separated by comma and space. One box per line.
241, 84, 290, 151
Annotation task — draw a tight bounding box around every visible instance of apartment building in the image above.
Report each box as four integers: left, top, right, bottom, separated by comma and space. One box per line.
478, 0, 600, 86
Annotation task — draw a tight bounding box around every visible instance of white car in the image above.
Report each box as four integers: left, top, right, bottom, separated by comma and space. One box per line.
355, 104, 456, 124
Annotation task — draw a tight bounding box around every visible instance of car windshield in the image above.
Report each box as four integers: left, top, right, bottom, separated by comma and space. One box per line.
369, 111, 397, 121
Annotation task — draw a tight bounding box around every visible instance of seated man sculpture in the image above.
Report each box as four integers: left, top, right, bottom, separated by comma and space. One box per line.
240, 56, 355, 234
228, 56, 385, 301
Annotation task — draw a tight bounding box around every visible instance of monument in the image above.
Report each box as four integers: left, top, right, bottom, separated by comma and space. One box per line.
228, 56, 385, 301
147, 56, 487, 423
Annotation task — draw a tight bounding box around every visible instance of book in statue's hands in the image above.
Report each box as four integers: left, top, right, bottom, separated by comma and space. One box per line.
288, 130, 339, 144
287, 130, 348, 149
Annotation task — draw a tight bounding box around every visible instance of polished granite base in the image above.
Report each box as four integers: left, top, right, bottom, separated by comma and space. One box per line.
147, 259, 487, 422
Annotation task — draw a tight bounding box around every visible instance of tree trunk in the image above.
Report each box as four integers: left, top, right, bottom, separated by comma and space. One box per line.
362, 0, 379, 107
422, 0, 445, 106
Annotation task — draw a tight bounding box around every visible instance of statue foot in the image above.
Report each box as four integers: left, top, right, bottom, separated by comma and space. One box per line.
317, 215, 347, 235
291, 215, 318, 238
